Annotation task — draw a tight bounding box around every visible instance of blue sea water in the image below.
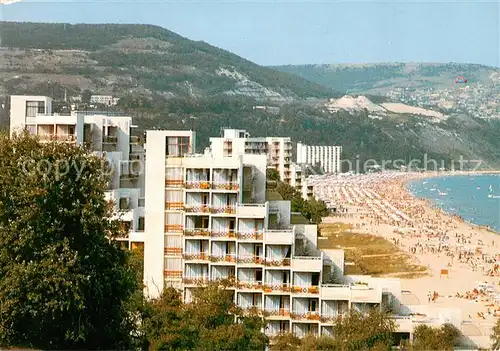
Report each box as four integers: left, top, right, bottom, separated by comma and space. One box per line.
407, 174, 500, 233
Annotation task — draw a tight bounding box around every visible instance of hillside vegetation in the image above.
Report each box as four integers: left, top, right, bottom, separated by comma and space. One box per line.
273, 62, 498, 94
0, 21, 333, 100
1, 22, 500, 168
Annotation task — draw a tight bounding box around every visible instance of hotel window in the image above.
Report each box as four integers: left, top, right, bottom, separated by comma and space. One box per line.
166, 136, 190, 157
25, 101, 45, 117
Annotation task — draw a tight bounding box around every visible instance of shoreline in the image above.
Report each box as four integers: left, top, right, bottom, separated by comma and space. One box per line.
314, 171, 500, 348
405, 173, 499, 235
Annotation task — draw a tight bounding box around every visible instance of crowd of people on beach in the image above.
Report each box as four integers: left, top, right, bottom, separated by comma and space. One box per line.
311, 172, 500, 324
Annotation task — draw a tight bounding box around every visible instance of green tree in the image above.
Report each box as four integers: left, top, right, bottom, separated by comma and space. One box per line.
413, 323, 460, 351
142, 281, 268, 351
0, 132, 138, 349
332, 308, 396, 351
266, 168, 280, 181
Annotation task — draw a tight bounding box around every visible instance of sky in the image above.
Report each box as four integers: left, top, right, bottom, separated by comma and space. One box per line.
0, 0, 499, 67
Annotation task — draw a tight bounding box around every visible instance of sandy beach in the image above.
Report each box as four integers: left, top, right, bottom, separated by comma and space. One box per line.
312, 172, 500, 344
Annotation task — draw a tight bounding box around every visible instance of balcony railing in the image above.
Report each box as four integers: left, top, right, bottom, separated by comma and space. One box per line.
212, 182, 239, 191
164, 247, 183, 256
265, 308, 290, 317
39, 134, 76, 142
236, 232, 264, 240
165, 179, 184, 188
185, 181, 211, 189
240, 306, 263, 316
264, 258, 291, 267
211, 231, 236, 239
237, 255, 264, 265
164, 270, 183, 278
129, 153, 141, 160
165, 202, 184, 210
184, 228, 211, 237
103, 135, 118, 144
165, 224, 183, 233
184, 205, 210, 213
290, 311, 320, 321
211, 206, 236, 215
291, 286, 320, 294
237, 281, 263, 290
263, 284, 291, 293
120, 173, 140, 180
210, 254, 237, 263
320, 315, 339, 323
183, 277, 210, 285
183, 252, 210, 261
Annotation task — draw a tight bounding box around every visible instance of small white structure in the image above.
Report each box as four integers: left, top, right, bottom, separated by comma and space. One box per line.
90, 95, 119, 106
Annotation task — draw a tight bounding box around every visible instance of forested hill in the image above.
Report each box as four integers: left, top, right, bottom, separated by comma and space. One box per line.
0, 21, 334, 100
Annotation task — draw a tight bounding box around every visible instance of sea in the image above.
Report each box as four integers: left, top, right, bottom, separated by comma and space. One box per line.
407, 174, 500, 233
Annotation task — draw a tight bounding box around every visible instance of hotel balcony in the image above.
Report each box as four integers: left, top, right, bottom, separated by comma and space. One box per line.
120, 172, 140, 180
264, 230, 293, 245
264, 258, 291, 268
290, 311, 321, 322
183, 228, 211, 237
185, 181, 211, 190
320, 284, 351, 300
39, 134, 76, 142
184, 204, 211, 214
290, 286, 320, 295
291, 256, 322, 272
164, 270, 183, 279
265, 308, 291, 319
183, 276, 210, 285
129, 152, 141, 161
210, 254, 237, 264
237, 255, 264, 265
165, 202, 184, 210
210, 206, 236, 215
103, 135, 118, 144
236, 204, 266, 218
183, 252, 210, 262
164, 224, 184, 233
130, 136, 140, 145
164, 247, 183, 256
263, 284, 291, 294
165, 179, 184, 188
212, 181, 239, 191
236, 231, 264, 241
350, 286, 382, 304
211, 230, 237, 239
237, 281, 263, 291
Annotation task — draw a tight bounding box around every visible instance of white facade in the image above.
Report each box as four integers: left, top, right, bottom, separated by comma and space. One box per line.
296, 143, 342, 174
9, 95, 145, 249
209, 129, 292, 184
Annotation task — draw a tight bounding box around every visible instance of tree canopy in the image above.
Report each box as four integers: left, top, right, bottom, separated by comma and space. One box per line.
140, 281, 268, 351
0, 133, 138, 349
412, 323, 461, 351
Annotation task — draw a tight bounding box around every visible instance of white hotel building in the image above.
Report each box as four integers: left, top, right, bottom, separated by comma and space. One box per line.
296, 143, 342, 174
10, 95, 145, 250
210, 128, 293, 184
9, 96, 473, 345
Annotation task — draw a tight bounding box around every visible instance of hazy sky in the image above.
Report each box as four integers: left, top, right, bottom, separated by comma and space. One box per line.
1, 0, 499, 66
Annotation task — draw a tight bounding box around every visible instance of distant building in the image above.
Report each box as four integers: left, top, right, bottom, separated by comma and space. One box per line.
209, 128, 292, 184
296, 143, 342, 174
90, 95, 120, 106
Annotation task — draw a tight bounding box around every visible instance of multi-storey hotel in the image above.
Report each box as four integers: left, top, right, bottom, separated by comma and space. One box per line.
210, 128, 293, 184
296, 143, 342, 174
9, 95, 145, 249
9, 95, 467, 344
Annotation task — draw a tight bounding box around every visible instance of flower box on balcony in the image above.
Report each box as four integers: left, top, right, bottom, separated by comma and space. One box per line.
308, 286, 319, 294
263, 287, 272, 293
200, 182, 210, 189
307, 313, 320, 321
